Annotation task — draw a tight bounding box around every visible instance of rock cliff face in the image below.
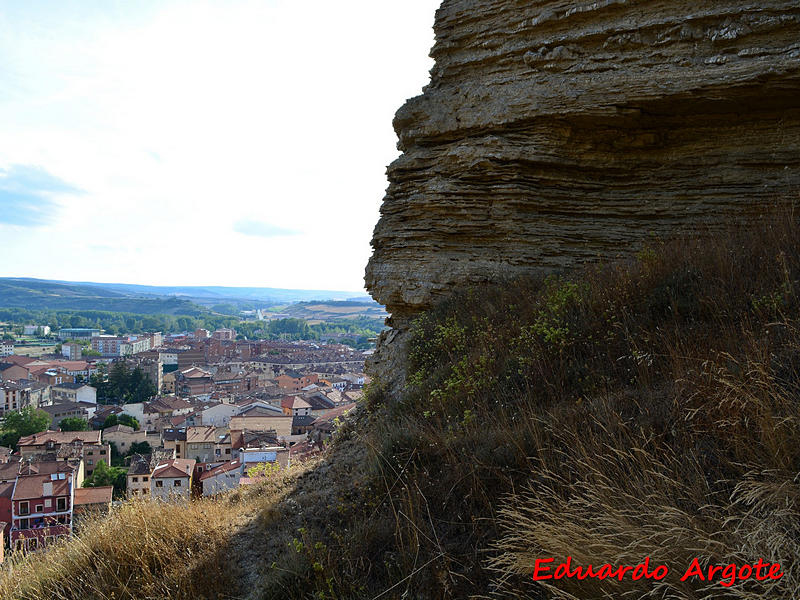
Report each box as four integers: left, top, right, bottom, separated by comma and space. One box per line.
365, 0, 800, 383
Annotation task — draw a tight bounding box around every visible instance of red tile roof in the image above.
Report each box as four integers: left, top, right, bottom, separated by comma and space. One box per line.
199, 458, 242, 481
12, 474, 71, 500
280, 396, 311, 410
151, 459, 195, 479
17, 430, 102, 446
74, 486, 113, 505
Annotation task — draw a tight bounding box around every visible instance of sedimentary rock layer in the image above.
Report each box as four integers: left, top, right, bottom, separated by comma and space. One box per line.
366, 0, 800, 324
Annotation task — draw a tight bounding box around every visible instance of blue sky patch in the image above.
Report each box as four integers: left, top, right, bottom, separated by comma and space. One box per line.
0, 164, 82, 226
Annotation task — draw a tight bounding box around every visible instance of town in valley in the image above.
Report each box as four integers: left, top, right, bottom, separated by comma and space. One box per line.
0, 318, 373, 558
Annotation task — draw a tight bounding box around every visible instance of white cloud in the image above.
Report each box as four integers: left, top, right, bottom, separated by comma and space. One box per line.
0, 0, 439, 292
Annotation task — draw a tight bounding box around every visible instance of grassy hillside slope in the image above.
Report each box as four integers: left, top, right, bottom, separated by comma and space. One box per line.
0, 278, 207, 314
1, 215, 798, 600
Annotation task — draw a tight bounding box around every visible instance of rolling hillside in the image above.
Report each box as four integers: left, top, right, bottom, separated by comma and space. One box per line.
0, 278, 371, 314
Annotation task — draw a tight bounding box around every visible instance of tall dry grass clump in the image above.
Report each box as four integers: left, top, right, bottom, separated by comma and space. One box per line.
0, 463, 312, 600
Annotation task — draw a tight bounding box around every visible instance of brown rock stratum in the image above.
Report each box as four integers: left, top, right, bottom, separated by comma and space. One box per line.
366, 0, 800, 327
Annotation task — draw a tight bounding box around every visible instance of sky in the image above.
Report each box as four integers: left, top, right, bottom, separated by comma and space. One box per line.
0, 0, 440, 293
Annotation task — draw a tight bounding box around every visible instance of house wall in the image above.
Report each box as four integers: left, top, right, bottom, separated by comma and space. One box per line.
202, 467, 243, 497
127, 473, 151, 498
150, 476, 190, 501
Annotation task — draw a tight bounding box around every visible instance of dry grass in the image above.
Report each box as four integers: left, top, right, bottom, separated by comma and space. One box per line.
342, 209, 800, 599
0, 463, 314, 600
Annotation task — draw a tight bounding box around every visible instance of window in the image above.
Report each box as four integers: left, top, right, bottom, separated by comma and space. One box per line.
143, 476, 148, 482
20, 518, 29, 529
57, 498, 67, 511
35, 504, 43, 513
174, 480, 181, 487
44, 499, 51, 508
132, 477, 138, 482
156, 480, 163, 487
87, 460, 93, 465
143, 488, 149, 494
100, 449, 106, 455
19, 501, 29, 515
87, 451, 94, 456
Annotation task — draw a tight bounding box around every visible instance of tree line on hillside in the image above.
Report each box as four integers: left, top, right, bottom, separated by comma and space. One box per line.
0, 307, 240, 336
0, 308, 384, 347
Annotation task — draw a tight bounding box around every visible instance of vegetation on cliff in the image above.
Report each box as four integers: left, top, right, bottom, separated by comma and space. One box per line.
1, 215, 799, 599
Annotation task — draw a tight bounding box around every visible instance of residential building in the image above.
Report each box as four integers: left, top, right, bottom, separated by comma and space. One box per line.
119, 336, 152, 357
292, 414, 316, 436
0, 459, 85, 489
102, 425, 158, 455
281, 395, 312, 416
275, 372, 319, 392
18, 380, 50, 409
17, 431, 109, 477
228, 415, 292, 438
58, 328, 101, 341
301, 392, 337, 416
341, 372, 367, 386
91, 336, 126, 357
51, 383, 97, 405
199, 459, 245, 496
61, 343, 82, 360
142, 396, 193, 430
126, 454, 153, 498
150, 459, 195, 502
312, 403, 358, 439
0, 382, 24, 415
175, 367, 213, 397
212, 328, 235, 341
185, 426, 219, 463
90, 405, 124, 429
176, 346, 205, 370
200, 402, 239, 427
72, 486, 112, 531
320, 376, 347, 391
10, 472, 74, 552
23, 325, 50, 337
0, 481, 12, 539
162, 429, 187, 460
0, 362, 30, 382
240, 444, 290, 468
162, 371, 176, 394
39, 402, 95, 430
0, 341, 13, 358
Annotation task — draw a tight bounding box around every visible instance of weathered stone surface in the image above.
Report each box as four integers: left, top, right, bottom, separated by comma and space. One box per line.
366, 0, 800, 334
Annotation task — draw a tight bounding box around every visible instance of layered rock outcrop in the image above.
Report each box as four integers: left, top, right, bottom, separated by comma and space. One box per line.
366, 0, 800, 337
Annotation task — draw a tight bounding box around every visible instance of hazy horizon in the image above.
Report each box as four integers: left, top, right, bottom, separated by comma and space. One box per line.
1, 275, 370, 297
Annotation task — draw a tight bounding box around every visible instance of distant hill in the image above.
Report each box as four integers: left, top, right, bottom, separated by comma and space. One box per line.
282, 300, 388, 321
0, 277, 373, 314
0, 278, 205, 315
